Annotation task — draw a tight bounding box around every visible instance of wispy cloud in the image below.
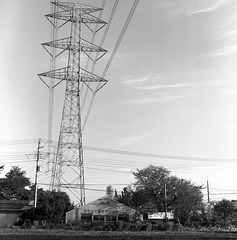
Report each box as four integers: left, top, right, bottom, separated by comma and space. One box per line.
112, 133, 154, 147
217, 30, 237, 40
125, 94, 182, 104
198, 45, 237, 59
122, 74, 160, 85
187, 0, 225, 17
137, 83, 192, 90
121, 70, 237, 105
153, 0, 226, 20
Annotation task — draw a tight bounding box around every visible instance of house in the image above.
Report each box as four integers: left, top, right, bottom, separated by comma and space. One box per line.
66, 196, 142, 223
0, 200, 33, 227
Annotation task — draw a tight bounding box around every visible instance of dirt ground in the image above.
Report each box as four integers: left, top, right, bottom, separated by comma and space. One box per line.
1, 229, 237, 240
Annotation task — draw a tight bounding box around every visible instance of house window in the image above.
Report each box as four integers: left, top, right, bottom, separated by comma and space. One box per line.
81, 213, 92, 222
93, 215, 105, 222
118, 214, 129, 222
105, 215, 117, 222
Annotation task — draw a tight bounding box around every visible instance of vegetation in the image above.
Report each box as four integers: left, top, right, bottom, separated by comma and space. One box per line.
115, 165, 203, 225
0, 166, 73, 225
0, 166, 31, 200
106, 185, 114, 199
1, 164, 237, 232
33, 189, 73, 224
211, 199, 237, 227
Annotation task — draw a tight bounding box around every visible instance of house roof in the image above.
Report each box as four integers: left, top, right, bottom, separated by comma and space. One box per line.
0, 200, 33, 211
67, 196, 141, 216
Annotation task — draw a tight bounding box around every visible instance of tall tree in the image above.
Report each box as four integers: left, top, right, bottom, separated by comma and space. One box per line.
34, 189, 73, 224
132, 165, 203, 223
106, 185, 114, 199
115, 186, 148, 211
133, 165, 171, 211
170, 176, 203, 223
213, 199, 237, 221
0, 166, 31, 200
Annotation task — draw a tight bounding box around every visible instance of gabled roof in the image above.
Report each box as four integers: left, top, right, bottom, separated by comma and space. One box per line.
81, 196, 120, 209
67, 196, 140, 215
0, 200, 33, 211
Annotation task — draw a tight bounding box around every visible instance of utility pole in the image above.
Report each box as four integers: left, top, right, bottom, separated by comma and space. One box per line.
34, 138, 42, 209
164, 181, 168, 222
207, 179, 210, 203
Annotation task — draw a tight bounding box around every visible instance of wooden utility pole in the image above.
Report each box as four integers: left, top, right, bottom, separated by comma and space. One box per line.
164, 182, 168, 222
207, 179, 210, 203
34, 138, 41, 209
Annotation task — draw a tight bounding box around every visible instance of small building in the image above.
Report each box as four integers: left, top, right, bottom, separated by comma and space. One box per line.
148, 211, 174, 221
0, 200, 33, 227
66, 196, 142, 223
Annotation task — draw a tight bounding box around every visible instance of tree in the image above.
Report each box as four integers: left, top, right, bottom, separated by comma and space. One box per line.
170, 177, 203, 224
0, 166, 31, 200
213, 199, 236, 222
132, 165, 172, 211
115, 186, 148, 211
33, 189, 74, 224
106, 185, 114, 199
132, 165, 203, 224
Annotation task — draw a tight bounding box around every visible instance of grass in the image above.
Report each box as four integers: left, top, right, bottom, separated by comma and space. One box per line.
1, 229, 237, 240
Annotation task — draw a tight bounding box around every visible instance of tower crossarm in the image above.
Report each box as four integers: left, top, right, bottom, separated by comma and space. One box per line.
42, 37, 107, 53
52, 2, 104, 14
45, 11, 107, 25
38, 67, 68, 80
38, 67, 107, 90
81, 68, 107, 83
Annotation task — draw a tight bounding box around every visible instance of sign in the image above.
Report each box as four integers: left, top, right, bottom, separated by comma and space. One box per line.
148, 211, 174, 220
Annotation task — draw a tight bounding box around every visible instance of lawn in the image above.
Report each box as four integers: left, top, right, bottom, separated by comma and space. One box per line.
1, 229, 237, 240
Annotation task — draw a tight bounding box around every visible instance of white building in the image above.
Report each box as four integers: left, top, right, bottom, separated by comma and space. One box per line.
66, 196, 142, 223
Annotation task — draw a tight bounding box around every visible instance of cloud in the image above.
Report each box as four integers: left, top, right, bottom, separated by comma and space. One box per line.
198, 45, 237, 59
153, 0, 226, 20
137, 83, 192, 90
113, 133, 154, 147
187, 0, 226, 17
121, 70, 237, 105
122, 74, 160, 85
123, 74, 195, 91
125, 94, 182, 104
217, 30, 237, 40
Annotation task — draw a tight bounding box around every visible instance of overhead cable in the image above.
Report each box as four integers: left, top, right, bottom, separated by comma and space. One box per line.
82, 0, 140, 131
84, 145, 237, 162
81, 0, 119, 112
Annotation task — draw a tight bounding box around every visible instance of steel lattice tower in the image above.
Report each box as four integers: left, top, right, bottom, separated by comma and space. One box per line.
38, 2, 107, 206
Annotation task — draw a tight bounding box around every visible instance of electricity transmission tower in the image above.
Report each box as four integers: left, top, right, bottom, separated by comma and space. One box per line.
38, 2, 107, 206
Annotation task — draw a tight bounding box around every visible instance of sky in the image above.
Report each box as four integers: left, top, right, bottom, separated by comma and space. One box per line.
1, 0, 237, 204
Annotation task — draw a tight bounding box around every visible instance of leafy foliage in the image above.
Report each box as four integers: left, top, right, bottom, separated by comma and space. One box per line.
115, 186, 148, 210
116, 165, 203, 224
213, 199, 237, 221
170, 177, 203, 224
133, 165, 171, 211
0, 166, 73, 224
0, 166, 31, 200
106, 185, 114, 199
34, 189, 74, 224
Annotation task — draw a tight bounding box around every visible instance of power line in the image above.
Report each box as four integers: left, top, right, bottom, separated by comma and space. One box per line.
82, 0, 140, 131
81, 0, 119, 112
84, 145, 237, 162
84, 156, 237, 175
85, 166, 130, 174
0, 139, 38, 146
